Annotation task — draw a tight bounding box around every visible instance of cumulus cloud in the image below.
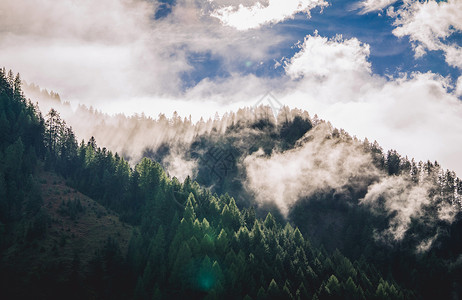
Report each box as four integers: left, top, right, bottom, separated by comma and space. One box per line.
285, 33, 372, 80
211, 0, 328, 30
354, 0, 398, 14
391, 0, 462, 69
456, 76, 462, 97
280, 34, 462, 177
243, 122, 381, 216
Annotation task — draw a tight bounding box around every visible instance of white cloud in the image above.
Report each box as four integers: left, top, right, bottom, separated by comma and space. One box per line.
282, 34, 380, 104
281, 34, 462, 176
444, 46, 462, 70
360, 176, 431, 241
0, 0, 289, 107
416, 234, 437, 253
456, 76, 462, 97
244, 123, 381, 216
211, 0, 328, 30
163, 150, 198, 182
391, 0, 462, 69
285, 34, 372, 79
354, 0, 398, 15
0, 0, 183, 102
359, 173, 457, 246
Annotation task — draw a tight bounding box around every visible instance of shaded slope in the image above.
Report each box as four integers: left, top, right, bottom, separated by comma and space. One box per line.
1, 169, 132, 299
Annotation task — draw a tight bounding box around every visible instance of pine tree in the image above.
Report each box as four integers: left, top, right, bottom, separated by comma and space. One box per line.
267, 279, 282, 300
169, 242, 193, 289
184, 193, 197, 223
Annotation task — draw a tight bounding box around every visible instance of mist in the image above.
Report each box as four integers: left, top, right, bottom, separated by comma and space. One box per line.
240, 117, 460, 250
243, 122, 381, 216
361, 176, 436, 242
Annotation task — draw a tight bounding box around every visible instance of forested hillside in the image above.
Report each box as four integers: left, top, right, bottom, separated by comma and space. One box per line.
2, 69, 462, 299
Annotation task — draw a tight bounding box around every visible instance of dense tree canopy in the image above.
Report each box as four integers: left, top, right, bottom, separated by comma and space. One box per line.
1, 69, 462, 299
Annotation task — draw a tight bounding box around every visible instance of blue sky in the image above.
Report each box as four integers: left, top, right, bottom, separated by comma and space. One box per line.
178, 0, 460, 89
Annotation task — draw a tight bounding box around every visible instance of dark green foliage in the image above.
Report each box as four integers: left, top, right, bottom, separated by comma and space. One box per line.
58, 197, 85, 220
2, 68, 462, 300
385, 150, 401, 176
25, 208, 50, 241
279, 115, 312, 149
0, 68, 44, 224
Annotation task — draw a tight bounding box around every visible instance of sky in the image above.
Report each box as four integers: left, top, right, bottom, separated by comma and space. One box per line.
1, 0, 462, 174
